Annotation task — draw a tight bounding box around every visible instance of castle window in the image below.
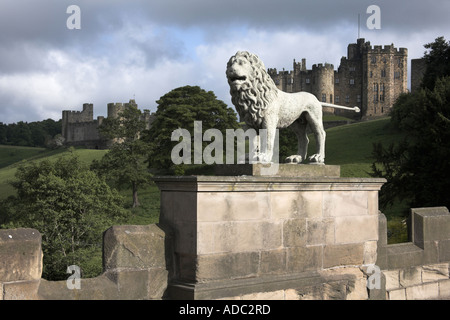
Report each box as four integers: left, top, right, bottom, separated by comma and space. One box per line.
380, 94, 385, 102
380, 83, 385, 91
275, 79, 280, 85
394, 71, 400, 79
349, 66, 356, 72
330, 94, 333, 103
373, 83, 378, 92
370, 71, 373, 78
381, 69, 386, 77
322, 94, 327, 102
357, 95, 361, 103
373, 95, 378, 103
345, 95, 350, 103
371, 56, 376, 64
335, 96, 340, 103
349, 79, 355, 85
306, 78, 310, 84
335, 78, 340, 84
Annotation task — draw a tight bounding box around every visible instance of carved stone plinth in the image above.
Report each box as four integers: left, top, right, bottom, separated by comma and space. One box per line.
153, 164, 385, 299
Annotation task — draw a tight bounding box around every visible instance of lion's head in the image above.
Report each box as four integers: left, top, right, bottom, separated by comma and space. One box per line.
226, 51, 278, 128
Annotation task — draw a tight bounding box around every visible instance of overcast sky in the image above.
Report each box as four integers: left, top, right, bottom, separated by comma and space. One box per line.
1, 0, 450, 123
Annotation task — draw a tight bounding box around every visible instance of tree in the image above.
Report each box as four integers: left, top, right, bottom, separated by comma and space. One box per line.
372, 37, 450, 213
371, 76, 450, 211
422, 36, 450, 90
144, 85, 239, 173
0, 152, 129, 280
92, 104, 152, 208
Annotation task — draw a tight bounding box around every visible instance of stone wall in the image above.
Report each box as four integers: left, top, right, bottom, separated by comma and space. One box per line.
1, 169, 449, 300
377, 207, 450, 300
0, 225, 169, 300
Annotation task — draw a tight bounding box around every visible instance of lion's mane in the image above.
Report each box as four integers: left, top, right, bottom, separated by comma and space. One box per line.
227, 51, 278, 128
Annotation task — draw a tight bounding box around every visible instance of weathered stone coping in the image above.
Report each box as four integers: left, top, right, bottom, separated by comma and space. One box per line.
153, 175, 386, 192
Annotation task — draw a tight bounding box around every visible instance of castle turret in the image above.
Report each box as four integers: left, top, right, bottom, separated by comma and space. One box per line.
312, 63, 335, 105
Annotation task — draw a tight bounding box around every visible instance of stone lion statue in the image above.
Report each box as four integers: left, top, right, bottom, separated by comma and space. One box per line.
226, 51, 359, 164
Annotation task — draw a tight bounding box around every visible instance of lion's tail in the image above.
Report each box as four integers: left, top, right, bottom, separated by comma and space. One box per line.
321, 103, 360, 113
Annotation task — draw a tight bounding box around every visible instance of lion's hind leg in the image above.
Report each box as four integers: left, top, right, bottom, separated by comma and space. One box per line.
285, 117, 309, 164
305, 111, 326, 164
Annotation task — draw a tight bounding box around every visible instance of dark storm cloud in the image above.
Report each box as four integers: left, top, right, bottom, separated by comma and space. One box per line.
0, 0, 449, 123
2, 0, 449, 47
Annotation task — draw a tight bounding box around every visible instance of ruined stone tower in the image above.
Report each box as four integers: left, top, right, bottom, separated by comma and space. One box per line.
61, 99, 155, 149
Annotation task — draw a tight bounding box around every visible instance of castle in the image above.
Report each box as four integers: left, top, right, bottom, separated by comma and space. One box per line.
268, 38, 408, 119
61, 99, 155, 149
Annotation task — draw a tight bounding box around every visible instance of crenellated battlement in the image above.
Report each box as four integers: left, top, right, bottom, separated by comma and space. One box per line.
267, 38, 409, 119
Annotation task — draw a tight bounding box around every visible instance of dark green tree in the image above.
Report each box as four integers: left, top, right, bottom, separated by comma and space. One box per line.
92, 104, 152, 208
144, 85, 239, 173
0, 152, 129, 280
371, 77, 450, 211
422, 36, 450, 90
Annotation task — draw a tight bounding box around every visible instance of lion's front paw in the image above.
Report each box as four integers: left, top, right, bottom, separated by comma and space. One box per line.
252, 153, 271, 163
308, 154, 324, 164
285, 155, 303, 164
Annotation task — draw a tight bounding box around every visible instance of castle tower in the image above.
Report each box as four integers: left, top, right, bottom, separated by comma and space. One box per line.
312, 63, 335, 106
61, 103, 94, 143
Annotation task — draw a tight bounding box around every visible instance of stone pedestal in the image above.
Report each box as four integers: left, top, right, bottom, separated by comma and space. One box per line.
154, 164, 385, 299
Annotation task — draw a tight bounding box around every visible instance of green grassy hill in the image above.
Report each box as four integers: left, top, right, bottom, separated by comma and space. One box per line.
316, 117, 404, 177
0, 146, 108, 199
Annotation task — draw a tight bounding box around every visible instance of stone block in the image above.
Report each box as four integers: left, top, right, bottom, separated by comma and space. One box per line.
198, 192, 271, 222
106, 268, 168, 300
406, 282, 439, 300
103, 224, 166, 271
383, 270, 400, 291
368, 191, 379, 215
422, 263, 449, 283
307, 218, 334, 245
0, 228, 42, 282
439, 240, 450, 262
38, 275, 119, 300
196, 252, 260, 282
3, 279, 40, 300
439, 279, 450, 298
364, 241, 378, 265
323, 191, 368, 217
260, 249, 287, 275
172, 220, 196, 254
287, 246, 322, 273
412, 207, 450, 248
321, 266, 368, 300
160, 191, 197, 224
283, 219, 307, 247
270, 191, 323, 220
388, 288, 406, 300
386, 243, 424, 269
335, 215, 378, 244
323, 243, 364, 268
399, 266, 422, 287
198, 221, 282, 254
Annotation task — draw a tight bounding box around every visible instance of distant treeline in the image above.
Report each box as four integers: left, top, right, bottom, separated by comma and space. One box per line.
0, 119, 62, 148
